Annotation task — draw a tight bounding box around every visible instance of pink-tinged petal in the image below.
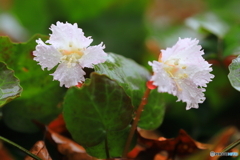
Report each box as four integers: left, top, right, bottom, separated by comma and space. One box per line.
161, 38, 202, 62
46, 21, 93, 50
186, 63, 214, 87
149, 38, 214, 110
149, 61, 177, 95
50, 63, 86, 88
79, 42, 107, 68
33, 39, 61, 70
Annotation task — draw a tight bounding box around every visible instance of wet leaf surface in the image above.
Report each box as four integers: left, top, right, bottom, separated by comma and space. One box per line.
94, 53, 150, 110
95, 53, 165, 130
228, 55, 240, 92
0, 62, 22, 107
63, 73, 135, 158
0, 35, 66, 133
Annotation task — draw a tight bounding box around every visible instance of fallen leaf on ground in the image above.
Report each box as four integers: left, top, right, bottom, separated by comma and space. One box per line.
47, 128, 93, 160
132, 129, 210, 160
207, 127, 238, 160
25, 141, 52, 160
183, 127, 239, 160
128, 129, 160, 159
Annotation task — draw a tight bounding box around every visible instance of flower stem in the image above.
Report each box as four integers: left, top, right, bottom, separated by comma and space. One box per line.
222, 139, 240, 152
0, 136, 42, 160
122, 87, 151, 157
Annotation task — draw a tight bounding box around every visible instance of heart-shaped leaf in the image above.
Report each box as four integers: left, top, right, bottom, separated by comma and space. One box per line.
63, 73, 134, 158
94, 53, 165, 130
94, 53, 150, 110
85, 126, 136, 158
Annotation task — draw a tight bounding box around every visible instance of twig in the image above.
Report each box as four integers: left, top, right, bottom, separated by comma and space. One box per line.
122, 87, 151, 157
0, 136, 42, 160
222, 139, 240, 152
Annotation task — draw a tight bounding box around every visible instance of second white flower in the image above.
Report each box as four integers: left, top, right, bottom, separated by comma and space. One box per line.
149, 38, 214, 110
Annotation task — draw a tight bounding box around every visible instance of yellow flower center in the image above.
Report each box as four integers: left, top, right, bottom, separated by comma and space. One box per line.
162, 58, 188, 91
60, 49, 84, 68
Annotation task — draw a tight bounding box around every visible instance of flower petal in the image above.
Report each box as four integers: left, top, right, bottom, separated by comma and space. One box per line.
46, 21, 93, 50
186, 63, 214, 87
79, 42, 107, 68
149, 61, 177, 95
161, 38, 202, 62
176, 78, 206, 110
51, 63, 86, 88
33, 39, 61, 70
150, 38, 214, 110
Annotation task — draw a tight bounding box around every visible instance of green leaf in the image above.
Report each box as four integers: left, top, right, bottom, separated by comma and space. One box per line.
0, 62, 22, 107
94, 53, 150, 109
228, 55, 240, 91
185, 12, 229, 38
94, 53, 165, 130
138, 89, 165, 130
63, 73, 134, 158
0, 35, 66, 133
85, 126, 136, 158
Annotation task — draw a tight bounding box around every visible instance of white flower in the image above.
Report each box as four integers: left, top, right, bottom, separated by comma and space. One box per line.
149, 38, 214, 110
33, 21, 107, 88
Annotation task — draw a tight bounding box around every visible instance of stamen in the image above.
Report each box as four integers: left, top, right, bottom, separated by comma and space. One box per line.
62, 50, 84, 56
59, 49, 84, 68
163, 59, 188, 92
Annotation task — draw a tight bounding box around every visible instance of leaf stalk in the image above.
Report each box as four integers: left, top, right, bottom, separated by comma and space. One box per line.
122, 87, 151, 157
0, 136, 42, 160
222, 139, 240, 153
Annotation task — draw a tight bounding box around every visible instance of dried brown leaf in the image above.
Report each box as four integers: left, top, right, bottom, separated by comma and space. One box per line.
208, 127, 238, 160
25, 141, 52, 160
135, 129, 210, 160
48, 128, 92, 160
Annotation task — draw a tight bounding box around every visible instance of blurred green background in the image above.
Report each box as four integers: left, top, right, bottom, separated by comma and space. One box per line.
1, 0, 240, 159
